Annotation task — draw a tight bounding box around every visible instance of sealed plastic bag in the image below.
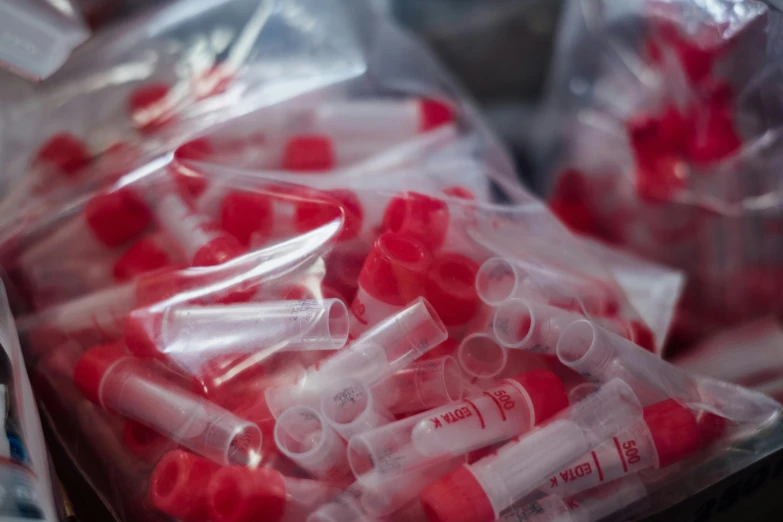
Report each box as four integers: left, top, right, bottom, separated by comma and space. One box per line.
536, 0, 783, 341
0, 1, 779, 521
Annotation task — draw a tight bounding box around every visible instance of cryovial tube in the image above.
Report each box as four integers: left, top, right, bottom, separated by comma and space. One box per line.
499, 475, 647, 522
475, 258, 619, 316
74, 344, 262, 465
150, 450, 221, 522
556, 320, 697, 405
207, 466, 342, 522
308, 98, 454, 139
124, 299, 349, 360
264, 298, 448, 416
419, 379, 643, 522
373, 356, 464, 415
321, 378, 394, 440
18, 188, 152, 268
350, 232, 432, 336
273, 406, 352, 483
493, 299, 585, 354
151, 190, 245, 266
540, 399, 703, 497
411, 370, 568, 459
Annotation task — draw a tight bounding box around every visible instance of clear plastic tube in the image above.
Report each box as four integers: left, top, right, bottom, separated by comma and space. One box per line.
420, 379, 643, 522
321, 379, 393, 440
74, 345, 262, 466
273, 406, 352, 483
124, 299, 349, 362
458, 333, 508, 381
373, 356, 464, 415
265, 298, 447, 416
493, 299, 584, 354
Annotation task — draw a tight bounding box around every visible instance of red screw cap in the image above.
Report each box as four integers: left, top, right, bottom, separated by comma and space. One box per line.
358, 232, 433, 306
295, 189, 363, 242
420, 466, 495, 522
419, 99, 455, 132
643, 399, 703, 468
425, 252, 480, 327
123, 420, 170, 461
74, 343, 130, 405
207, 466, 287, 522
129, 83, 175, 133
382, 192, 450, 251
84, 188, 152, 248
219, 190, 274, 247
150, 450, 220, 522
113, 237, 172, 281
283, 135, 335, 172
34, 133, 91, 177
192, 235, 246, 267
508, 369, 569, 426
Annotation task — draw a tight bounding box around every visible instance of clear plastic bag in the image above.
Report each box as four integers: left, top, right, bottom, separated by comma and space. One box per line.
0, 1, 778, 521
536, 0, 783, 339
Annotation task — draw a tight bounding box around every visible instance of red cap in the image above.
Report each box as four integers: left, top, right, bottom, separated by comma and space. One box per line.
358, 232, 432, 306
418, 99, 455, 132
84, 188, 151, 248
219, 191, 274, 247
170, 163, 209, 200
123, 420, 170, 461
443, 186, 475, 200
295, 189, 363, 242
207, 466, 286, 522
113, 237, 172, 281
630, 321, 656, 353
643, 399, 703, 468
34, 133, 91, 177
192, 236, 246, 267
128, 83, 175, 133
150, 450, 220, 522
74, 343, 131, 405
509, 369, 569, 426
382, 192, 450, 251
420, 466, 495, 522
124, 310, 165, 360
176, 137, 214, 162
282, 135, 335, 172
696, 410, 728, 446
425, 253, 480, 327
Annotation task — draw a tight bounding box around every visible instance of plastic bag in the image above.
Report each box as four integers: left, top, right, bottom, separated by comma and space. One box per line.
0, 1, 778, 521
536, 0, 783, 340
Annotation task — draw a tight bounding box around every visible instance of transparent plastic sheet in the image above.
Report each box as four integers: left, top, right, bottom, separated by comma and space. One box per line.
0, 1, 777, 522
535, 0, 783, 338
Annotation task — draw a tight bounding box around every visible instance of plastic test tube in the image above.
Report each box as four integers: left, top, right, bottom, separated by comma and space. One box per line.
273, 405, 352, 483
419, 379, 643, 522
308, 99, 454, 139
74, 344, 262, 466
207, 465, 342, 522
457, 305, 508, 380
265, 297, 447, 417
151, 190, 245, 267
321, 378, 394, 440
410, 369, 568, 459
499, 475, 647, 522
373, 356, 465, 415
124, 299, 349, 362
556, 320, 697, 406
349, 232, 433, 336
282, 134, 427, 172
475, 258, 619, 316
540, 399, 703, 497
492, 299, 585, 354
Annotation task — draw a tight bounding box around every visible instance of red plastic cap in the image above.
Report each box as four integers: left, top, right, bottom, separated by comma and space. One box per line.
295, 189, 363, 242
192, 236, 246, 267
509, 369, 569, 426
34, 133, 91, 177
631, 321, 656, 353
128, 83, 175, 133
220, 191, 274, 247
74, 343, 130, 405
358, 232, 433, 306
419, 99, 455, 132
420, 466, 495, 522
643, 399, 703, 468
123, 420, 169, 461
176, 138, 214, 162
84, 188, 152, 248
150, 450, 220, 522
207, 466, 286, 522
382, 192, 450, 251
443, 185, 475, 200
124, 310, 165, 360
425, 253, 480, 327
696, 411, 729, 446
283, 135, 335, 172
114, 237, 172, 281
171, 163, 209, 200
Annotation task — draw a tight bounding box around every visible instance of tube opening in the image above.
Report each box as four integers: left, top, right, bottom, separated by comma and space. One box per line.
274, 406, 326, 459
458, 334, 508, 379
556, 320, 598, 366
327, 299, 349, 348
476, 258, 517, 305
441, 356, 464, 402
493, 299, 534, 348
380, 232, 428, 266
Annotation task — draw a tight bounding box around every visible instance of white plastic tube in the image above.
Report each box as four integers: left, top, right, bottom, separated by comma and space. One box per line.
493, 299, 584, 354
321, 379, 393, 440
